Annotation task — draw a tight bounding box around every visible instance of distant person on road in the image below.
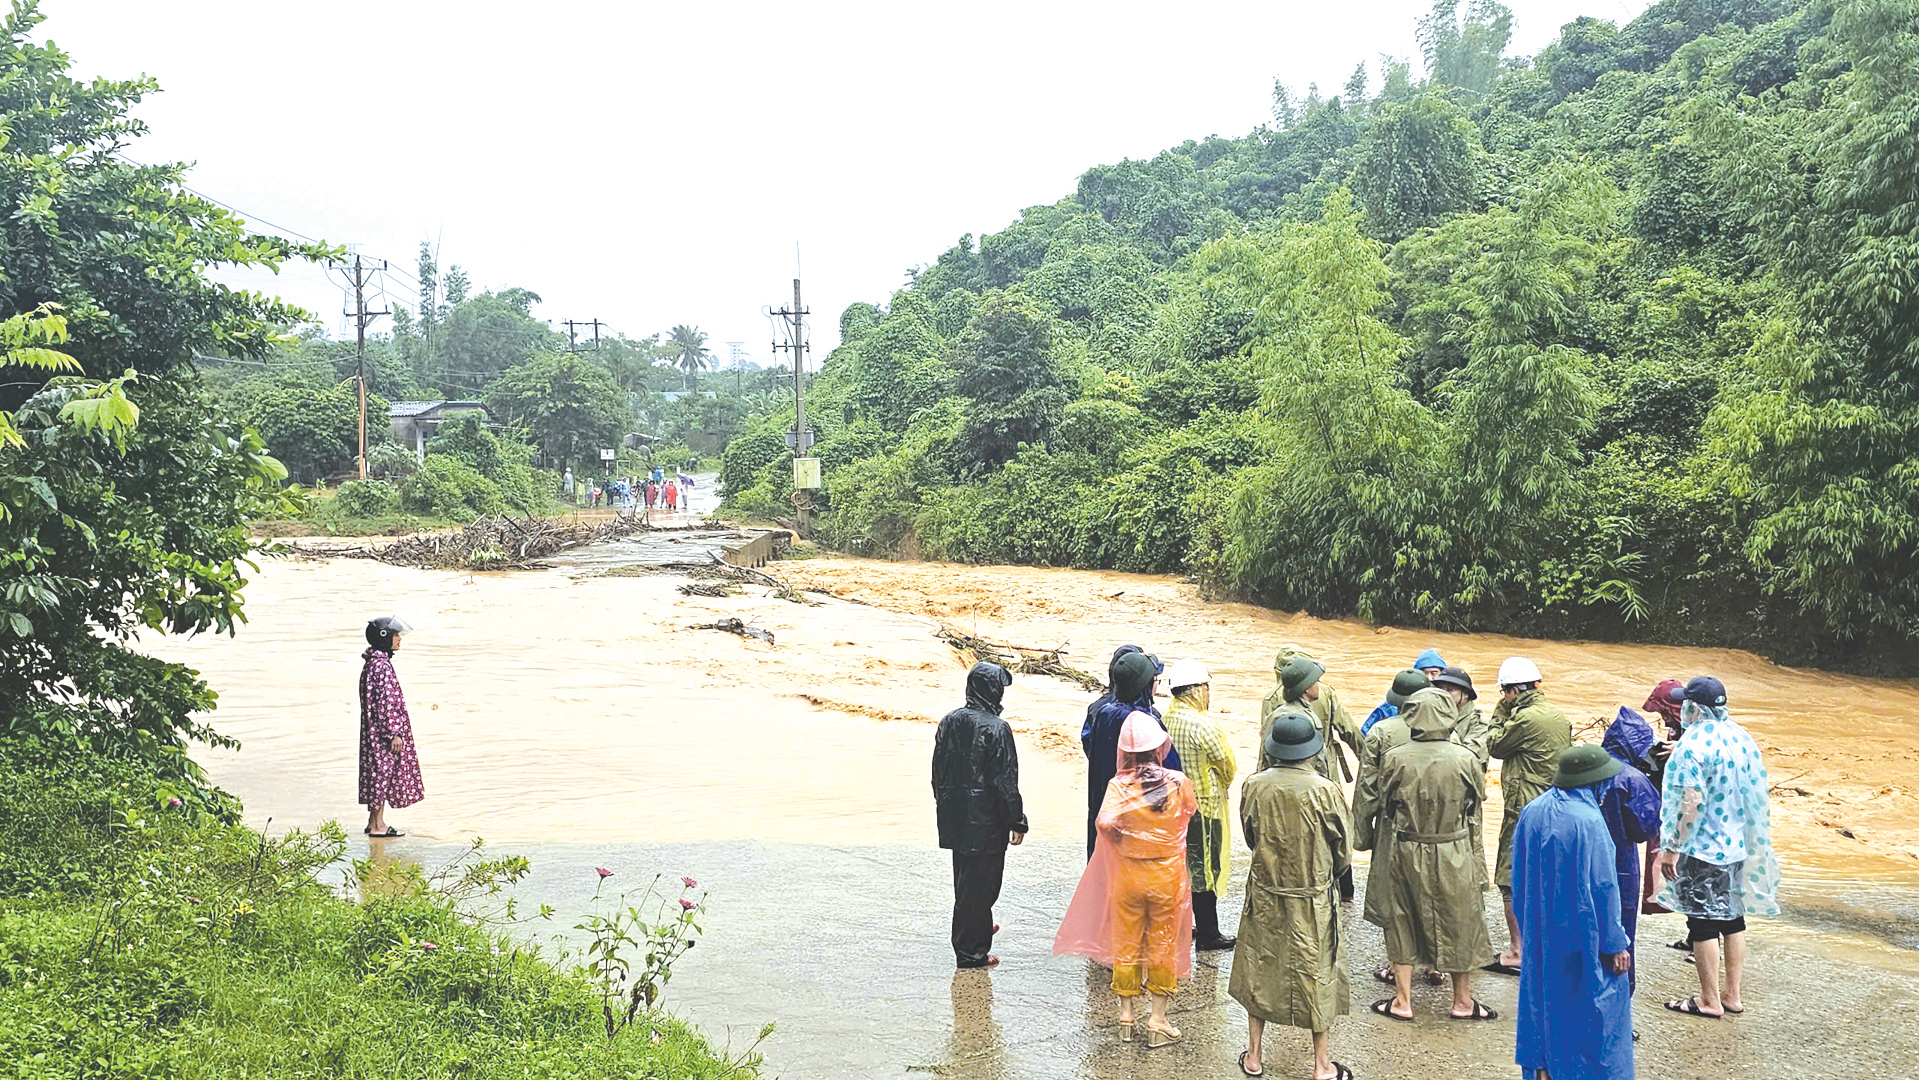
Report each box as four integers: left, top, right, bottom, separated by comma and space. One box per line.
933, 662, 1028, 970
665, 480, 679, 510
1486, 656, 1571, 975
1056, 712, 1195, 1049
359, 616, 423, 839
1231, 711, 1353, 1080
1162, 659, 1237, 951
1082, 647, 1180, 858
562, 467, 574, 501
1356, 687, 1494, 1023
1657, 677, 1779, 1020
1513, 745, 1636, 1080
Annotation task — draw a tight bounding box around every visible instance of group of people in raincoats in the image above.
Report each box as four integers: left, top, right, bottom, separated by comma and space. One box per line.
929, 643, 1781, 1080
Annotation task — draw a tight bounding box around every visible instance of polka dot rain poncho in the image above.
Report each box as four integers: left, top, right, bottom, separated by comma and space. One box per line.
1656, 702, 1780, 917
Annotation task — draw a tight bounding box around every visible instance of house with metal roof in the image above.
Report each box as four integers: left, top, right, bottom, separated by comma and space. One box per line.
387, 400, 492, 459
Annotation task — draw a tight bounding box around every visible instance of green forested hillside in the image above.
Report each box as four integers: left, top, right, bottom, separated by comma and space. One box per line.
722, 0, 1919, 670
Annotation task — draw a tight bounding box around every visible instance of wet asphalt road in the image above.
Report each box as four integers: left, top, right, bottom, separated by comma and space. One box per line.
352, 835, 1919, 1080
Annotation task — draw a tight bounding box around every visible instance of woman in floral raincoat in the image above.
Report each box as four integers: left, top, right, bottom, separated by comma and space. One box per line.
360, 616, 424, 838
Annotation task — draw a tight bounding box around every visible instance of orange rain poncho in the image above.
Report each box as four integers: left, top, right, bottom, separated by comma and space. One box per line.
1054, 714, 1198, 994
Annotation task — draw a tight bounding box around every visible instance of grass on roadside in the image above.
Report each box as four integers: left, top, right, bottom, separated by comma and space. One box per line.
0, 739, 758, 1080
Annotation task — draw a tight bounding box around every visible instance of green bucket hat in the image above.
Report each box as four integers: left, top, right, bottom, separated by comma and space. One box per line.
1280, 657, 1325, 701
1264, 710, 1323, 763
1386, 669, 1430, 709
1553, 744, 1624, 789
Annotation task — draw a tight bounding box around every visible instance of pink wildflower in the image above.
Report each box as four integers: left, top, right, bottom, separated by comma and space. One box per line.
679, 899, 696, 911
596, 867, 613, 878
682, 876, 698, 889
166, 797, 182, 808
420, 941, 438, 951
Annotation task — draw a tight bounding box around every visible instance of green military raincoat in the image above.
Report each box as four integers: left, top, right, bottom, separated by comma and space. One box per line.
1358, 689, 1491, 972
1229, 759, 1352, 1032
1350, 707, 1413, 930
1258, 645, 1363, 783
1488, 688, 1571, 887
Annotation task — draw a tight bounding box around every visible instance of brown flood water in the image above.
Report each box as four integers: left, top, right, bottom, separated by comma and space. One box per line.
145, 553, 1919, 879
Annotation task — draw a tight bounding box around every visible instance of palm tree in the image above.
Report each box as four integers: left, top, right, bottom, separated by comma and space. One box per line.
667, 324, 712, 390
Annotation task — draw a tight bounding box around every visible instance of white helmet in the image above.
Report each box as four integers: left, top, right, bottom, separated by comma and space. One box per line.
1164, 658, 1211, 691
1497, 656, 1543, 687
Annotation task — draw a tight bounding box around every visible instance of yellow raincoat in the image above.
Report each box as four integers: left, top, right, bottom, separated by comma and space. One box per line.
1165, 695, 1235, 896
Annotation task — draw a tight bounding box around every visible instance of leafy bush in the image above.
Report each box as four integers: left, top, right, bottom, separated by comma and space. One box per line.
720, 429, 788, 501
401, 454, 506, 521
333, 478, 402, 518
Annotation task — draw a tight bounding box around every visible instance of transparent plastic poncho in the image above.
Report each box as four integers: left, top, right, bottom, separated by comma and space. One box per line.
1052, 737, 1198, 978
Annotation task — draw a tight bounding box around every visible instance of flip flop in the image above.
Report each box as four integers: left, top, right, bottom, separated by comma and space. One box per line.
1238, 1050, 1264, 1077
1450, 1000, 1499, 1021
1331, 1065, 1354, 1080
1481, 961, 1522, 976
1723, 1005, 1745, 1014
367, 827, 404, 838
1372, 966, 1396, 985
1664, 996, 1722, 1019
1370, 998, 1414, 1023
1668, 938, 1693, 952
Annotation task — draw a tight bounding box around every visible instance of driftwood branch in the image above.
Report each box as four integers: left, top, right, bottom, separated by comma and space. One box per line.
935, 625, 1102, 692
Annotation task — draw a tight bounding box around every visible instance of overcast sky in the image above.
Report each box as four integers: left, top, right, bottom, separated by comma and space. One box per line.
49, 0, 1647, 366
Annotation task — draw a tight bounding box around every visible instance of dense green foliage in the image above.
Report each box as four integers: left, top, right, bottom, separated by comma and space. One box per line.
0, 1, 305, 781
727, 0, 1919, 668
0, 740, 748, 1079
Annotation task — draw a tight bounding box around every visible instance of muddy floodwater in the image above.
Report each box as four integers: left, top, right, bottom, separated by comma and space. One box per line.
142, 550, 1919, 1079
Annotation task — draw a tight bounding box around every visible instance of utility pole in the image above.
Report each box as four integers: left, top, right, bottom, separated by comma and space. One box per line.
348, 253, 390, 480
771, 279, 811, 533
562, 319, 605, 354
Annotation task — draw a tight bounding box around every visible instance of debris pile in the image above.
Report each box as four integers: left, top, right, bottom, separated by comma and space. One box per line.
935, 626, 1102, 692
327, 513, 650, 570
690, 617, 775, 645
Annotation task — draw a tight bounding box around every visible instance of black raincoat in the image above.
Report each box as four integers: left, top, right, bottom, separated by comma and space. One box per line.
933, 662, 1029, 853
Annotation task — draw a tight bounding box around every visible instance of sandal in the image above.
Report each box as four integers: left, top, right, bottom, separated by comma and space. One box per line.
1143, 1022, 1182, 1048
1480, 961, 1521, 976
1664, 996, 1722, 1019
1668, 938, 1693, 953
1374, 965, 1445, 986
1370, 998, 1413, 1022
1320, 1065, 1353, 1080
1238, 1050, 1264, 1077
367, 827, 404, 838
1450, 1000, 1498, 1021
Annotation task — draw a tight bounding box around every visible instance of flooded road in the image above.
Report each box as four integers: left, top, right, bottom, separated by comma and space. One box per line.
140, 551, 1919, 1078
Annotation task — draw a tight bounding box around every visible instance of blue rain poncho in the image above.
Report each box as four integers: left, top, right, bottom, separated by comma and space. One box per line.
1513, 785, 1633, 1080
1596, 708, 1661, 989
1082, 647, 1179, 857
1361, 700, 1397, 737
1656, 702, 1781, 918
